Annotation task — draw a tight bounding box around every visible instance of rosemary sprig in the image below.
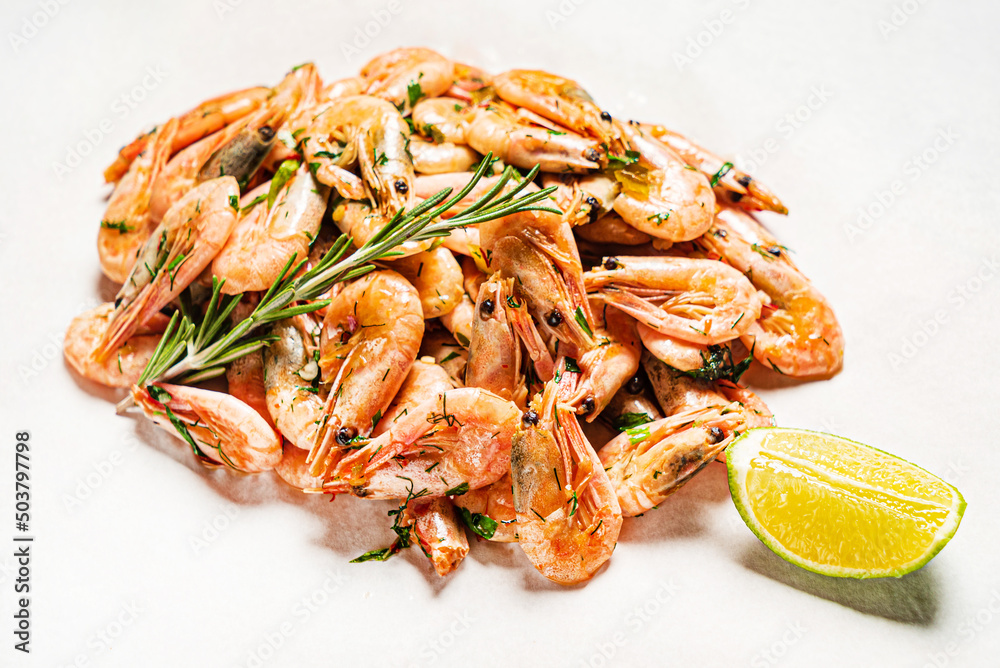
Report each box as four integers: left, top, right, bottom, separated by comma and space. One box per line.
126, 154, 558, 406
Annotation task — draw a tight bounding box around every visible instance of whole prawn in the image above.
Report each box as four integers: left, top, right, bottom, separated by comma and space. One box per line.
585, 255, 761, 346
511, 373, 623, 585
307, 270, 424, 477
321, 387, 521, 498
697, 207, 844, 376
96, 177, 241, 361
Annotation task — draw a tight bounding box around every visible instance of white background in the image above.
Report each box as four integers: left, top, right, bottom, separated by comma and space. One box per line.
2, 0, 999, 666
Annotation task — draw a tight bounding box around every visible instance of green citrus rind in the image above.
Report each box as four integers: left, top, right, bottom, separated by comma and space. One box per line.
726, 427, 966, 578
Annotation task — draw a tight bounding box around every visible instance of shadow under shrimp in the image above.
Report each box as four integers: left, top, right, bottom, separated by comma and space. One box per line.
740, 362, 823, 390
93, 272, 120, 304
132, 416, 282, 505
64, 360, 129, 404
133, 415, 474, 577
617, 463, 730, 543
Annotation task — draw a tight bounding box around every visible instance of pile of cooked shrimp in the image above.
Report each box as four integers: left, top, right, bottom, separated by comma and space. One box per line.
64, 47, 843, 585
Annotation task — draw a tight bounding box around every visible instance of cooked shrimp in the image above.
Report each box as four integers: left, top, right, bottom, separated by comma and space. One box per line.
322, 387, 521, 498
598, 374, 773, 516
413, 172, 515, 256
643, 123, 787, 215
372, 357, 454, 437
323, 76, 366, 101
98, 119, 178, 283
611, 121, 715, 242
303, 95, 414, 216
275, 441, 325, 490
64, 303, 163, 388
466, 276, 527, 408
409, 137, 480, 174
584, 255, 761, 346
131, 382, 281, 472
308, 270, 424, 477
412, 97, 470, 144
453, 476, 518, 542
451, 62, 492, 94
639, 325, 754, 386
440, 225, 480, 257
576, 213, 649, 249
331, 199, 430, 258
568, 299, 642, 421
480, 210, 596, 355
228, 347, 273, 427
493, 234, 595, 354
263, 316, 326, 451
642, 351, 733, 416
360, 47, 455, 114
403, 497, 469, 576
600, 369, 665, 432
264, 63, 326, 168
440, 293, 475, 348
96, 177, 240, 361
149, 84, 295, 223
104, 87, 270, 184
413, 172, 510, 214
212, 162, 329, 294
697, 207, 845, 377
386, 246, 464, 318
225, 296, 273, 427
492, 69, 626, 160
541, 173, 619, 227
503, 283, 557, 384
642, 349, 772, 452
636, 324, 704, 372
466, 101, 601, 173
420, 326, 468, 386
461, 255, 486, 301
511, 378, 623, 585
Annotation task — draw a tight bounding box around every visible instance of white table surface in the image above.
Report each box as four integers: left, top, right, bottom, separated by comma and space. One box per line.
2, 1, 999, 666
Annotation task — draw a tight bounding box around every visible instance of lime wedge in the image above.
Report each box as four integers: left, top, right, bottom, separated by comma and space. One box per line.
726, 427, 965, 578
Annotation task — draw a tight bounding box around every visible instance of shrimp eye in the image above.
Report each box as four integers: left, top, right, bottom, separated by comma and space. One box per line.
546, 310, 563, 327
258, 126, 275, 141
737, 174, 753, 187
600, 111, 612, 122
522, 409, 540, 426
603, 257, 620, 270
336, 427, 357, 445
480, 298, 495, 316
581, 396, 596, 414
584, 148, 601, 163
585, 195, 601, 223
708, 427, 724, 444
625, 374, 644, 394
767, 246, 782, 257
394, 180, 409, 194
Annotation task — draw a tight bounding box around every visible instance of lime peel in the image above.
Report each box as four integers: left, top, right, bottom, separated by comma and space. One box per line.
726, 427, 966, 578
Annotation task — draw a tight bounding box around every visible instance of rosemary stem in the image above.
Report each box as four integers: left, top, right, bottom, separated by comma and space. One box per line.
137, 153, 562, 389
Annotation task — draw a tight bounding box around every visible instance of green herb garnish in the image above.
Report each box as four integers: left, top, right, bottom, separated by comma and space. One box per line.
611, 412, 654, 431
710, 161, 733, 187
457, 507, 499, 540
268, 159, 301, 210
101, 220, 134, 233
